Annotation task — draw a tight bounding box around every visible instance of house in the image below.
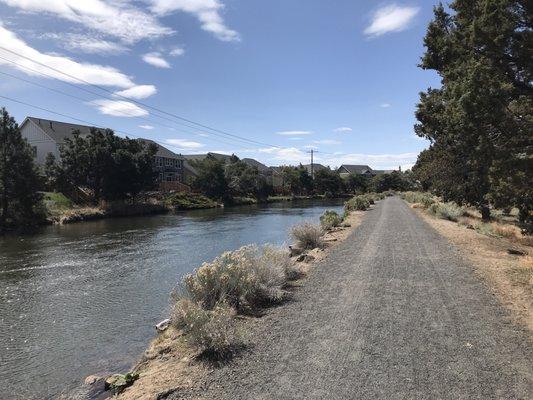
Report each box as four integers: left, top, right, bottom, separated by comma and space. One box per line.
337, 165, 374, 178
20, 116, 187, 190
301, 163, 328, 178
20, 116, 99, 165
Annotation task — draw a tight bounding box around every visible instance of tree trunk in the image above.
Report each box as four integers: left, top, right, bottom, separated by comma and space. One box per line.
480, 204, 490, 221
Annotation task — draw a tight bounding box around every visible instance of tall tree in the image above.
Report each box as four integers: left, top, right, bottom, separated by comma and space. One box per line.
191, 155, 228, 200
0, 107, 43, 229
415, 0, 532, 223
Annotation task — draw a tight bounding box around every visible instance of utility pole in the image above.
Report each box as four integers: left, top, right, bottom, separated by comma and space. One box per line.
306, 149, 318, 179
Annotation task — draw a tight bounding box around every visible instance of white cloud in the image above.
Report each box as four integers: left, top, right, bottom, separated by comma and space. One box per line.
39, 33, 128, 55
318, 152, 418, 170
0, 24, 135, 88
90, 99, 149, 117
333, 127, 352, 133
364, 4, 420, 37
196, 132, 210, 137
148, 0, 240, 42
142, 52, 171, 68
257, 146, 308, 164
166, 138, 205, 149
0, 0, 173, 44
313, 139, 341, 145
114, 85, 157, 99
380, 103, 391, 108
169, 47, 185, 56
139, 125, 154, 130
287, 137, 303, 141
276, 130, 313, 136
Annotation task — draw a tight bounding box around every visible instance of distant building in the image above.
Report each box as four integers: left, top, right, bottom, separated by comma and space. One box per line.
20, 117, 186, 189
337, 164, 395, 178
301, 163, 328, 178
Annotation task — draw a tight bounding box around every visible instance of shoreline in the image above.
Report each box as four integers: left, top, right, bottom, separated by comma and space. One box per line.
73, 199, 370, 399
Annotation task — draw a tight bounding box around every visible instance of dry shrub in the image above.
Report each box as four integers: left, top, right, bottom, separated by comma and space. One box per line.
411, 203, 424, 209
490, 223, 521, 240
182, 245, 290, 312
291, 222, 324, 250
172, 299, 241, 356
402, 191, 434, 208
428, 202, 464, 222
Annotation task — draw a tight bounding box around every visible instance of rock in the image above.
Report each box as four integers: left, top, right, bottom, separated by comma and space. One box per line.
156, 318, 171, 332
289, 245, 304, 257
466, 224, 475, 230
341, 223, 351, 228
323, 238, 338, 242
508, 248, 527, 256
84, 375, 102, 385
296, 254, 315, 263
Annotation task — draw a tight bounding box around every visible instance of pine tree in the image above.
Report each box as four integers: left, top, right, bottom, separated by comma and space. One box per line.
0, 107, 43, 230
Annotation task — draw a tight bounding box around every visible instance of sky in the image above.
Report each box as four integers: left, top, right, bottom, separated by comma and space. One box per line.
0, 0, 441, 169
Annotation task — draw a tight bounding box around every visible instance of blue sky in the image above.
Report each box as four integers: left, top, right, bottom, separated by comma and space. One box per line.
0, 1, 440, 169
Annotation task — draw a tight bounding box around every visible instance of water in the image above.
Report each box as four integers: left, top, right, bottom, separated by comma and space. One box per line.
0, 199, 344, 399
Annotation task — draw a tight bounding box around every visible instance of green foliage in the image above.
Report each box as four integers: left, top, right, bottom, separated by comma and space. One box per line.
59, 128, 157, 203
279, 165, 313, 196
225, 157, 273, 200
345, 173, 369, 194
414, 1, 532, 224
165, 192, 218, 209
0, 108, 44, 230
320, 210, 342, 230
191, 155, 228, 200
290, 222, 324, 250
345, 195, 370, 212
42, 192, 72, 215
313, 168, 343, 196
371, 171, 412, 193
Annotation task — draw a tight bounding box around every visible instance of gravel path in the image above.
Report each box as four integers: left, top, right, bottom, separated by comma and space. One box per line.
173, 197, 533, 399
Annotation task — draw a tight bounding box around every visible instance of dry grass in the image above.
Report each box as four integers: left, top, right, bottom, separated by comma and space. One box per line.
415, 210, 533, 334
291, 223, 325, 250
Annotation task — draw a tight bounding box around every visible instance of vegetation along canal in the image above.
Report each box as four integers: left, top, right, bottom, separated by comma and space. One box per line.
0, 199, 344, 399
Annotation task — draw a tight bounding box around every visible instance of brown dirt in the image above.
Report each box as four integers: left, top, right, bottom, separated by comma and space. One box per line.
414, 208, 533, 333
116, 205, 368, 400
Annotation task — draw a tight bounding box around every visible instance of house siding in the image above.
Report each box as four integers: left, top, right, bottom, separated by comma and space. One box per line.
20, 119, 59, 165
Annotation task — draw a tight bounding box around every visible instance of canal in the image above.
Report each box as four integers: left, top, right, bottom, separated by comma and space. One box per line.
0, 199, 345, 399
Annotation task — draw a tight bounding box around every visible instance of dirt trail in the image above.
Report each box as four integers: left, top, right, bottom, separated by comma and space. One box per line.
172, 197, 533, 399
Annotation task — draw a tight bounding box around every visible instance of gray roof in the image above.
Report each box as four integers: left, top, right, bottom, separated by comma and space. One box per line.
241, 158, 270, 173
373, 169, 394, 175
137, 138, 182, 159
302, 164, 328, 174
337, 165, 373, 174
26, 116, 101, 143
182, 153, 233, 162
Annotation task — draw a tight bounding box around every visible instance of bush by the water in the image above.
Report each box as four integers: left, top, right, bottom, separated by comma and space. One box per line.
320, 210, 342, 230
291, 222, 324, 250
428, 202, 464, 222
172, 299, 240, 357
345, 195, 370, 212
165, 192, 218, 210
170, 244, 298, 356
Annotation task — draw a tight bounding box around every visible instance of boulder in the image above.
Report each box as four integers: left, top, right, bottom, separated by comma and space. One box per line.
508, 248, 527, 256
84, 375, 102, 385
296, 254, 315, 263
155, 318, 171, 332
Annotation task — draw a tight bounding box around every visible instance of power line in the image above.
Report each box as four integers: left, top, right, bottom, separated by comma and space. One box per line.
0, 56, 267, 149
0, 46, 282, 149
0, 94, 247, 154
0, 70, 254, 150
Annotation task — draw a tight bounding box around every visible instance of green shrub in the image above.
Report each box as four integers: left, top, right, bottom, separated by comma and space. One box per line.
182, 245, 290, 312
291, 222, 324, 250
428, 202, 464, 222
165, 192, 218, 210
401, 191, 435, 208
172, 299, 241, 356
320, 210, 342, 230
344, 195, 370, 211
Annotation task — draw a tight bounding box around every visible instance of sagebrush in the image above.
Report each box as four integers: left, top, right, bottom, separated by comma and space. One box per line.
291, 222, 324, 250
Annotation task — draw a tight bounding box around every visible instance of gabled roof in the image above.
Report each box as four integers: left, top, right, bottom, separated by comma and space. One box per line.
25, 116, 101, 143
241, 158, 270, 173
373, 169, 394, 175
182, 153, 233, 162
301, 163, 328, 175
337, 165, 373, 174
137, 138, 182, 159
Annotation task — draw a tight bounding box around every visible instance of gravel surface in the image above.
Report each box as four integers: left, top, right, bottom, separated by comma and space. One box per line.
172, 197, 533, 399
